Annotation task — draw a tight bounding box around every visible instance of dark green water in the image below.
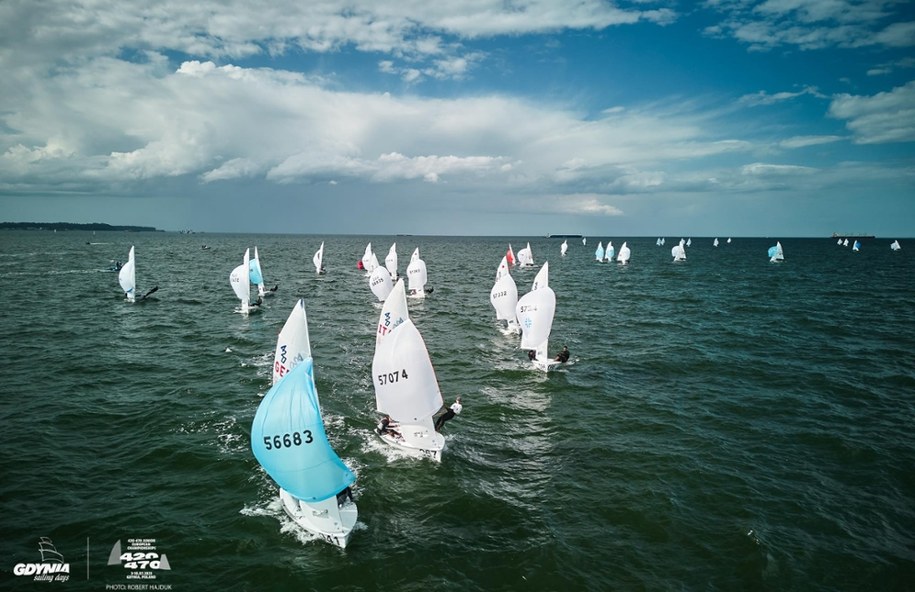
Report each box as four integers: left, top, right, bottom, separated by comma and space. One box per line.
1, 231, 913, 591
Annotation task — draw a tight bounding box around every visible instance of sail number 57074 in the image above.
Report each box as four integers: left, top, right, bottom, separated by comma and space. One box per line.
263, 431, 313, 450
377, 369, 409, 385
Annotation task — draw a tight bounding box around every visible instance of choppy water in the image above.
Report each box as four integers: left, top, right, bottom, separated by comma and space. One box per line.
1, 231, 913, 591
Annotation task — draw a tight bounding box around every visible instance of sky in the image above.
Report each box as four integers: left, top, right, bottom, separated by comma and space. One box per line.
1, 0, 913, 237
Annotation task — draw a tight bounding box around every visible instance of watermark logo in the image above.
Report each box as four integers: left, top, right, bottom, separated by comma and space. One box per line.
107, 539, 171, 581
13, 537, 71, 582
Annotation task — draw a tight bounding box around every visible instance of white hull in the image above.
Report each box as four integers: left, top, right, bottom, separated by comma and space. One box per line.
498, 320, 521, 336
279, 489, 357, 549
407, 289, 427, 299
375, 423, 444, 462
532, 358, 561, 372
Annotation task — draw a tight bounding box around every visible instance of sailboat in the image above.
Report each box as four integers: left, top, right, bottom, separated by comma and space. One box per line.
506, 244, 516, 268
617, 242, 631, 265
560, 240, 568, 256
118, 246, 137, 302
594, 242, 604, 262
656, 238, 662, 246
369, 265, 394, 302
406, 248, 428, 298
891, 240, 902, 251
516, 262, 559, 372
661, 237, 666, 246
713, 238, 719, 247
250, 247, 276, 297
686, 238, 692, 247
517, 242, 534, 268
385, 243, 398, 281
252, 299, 357, 548
605, 241, 615, 262
313, 242, 325, 274
727, 238, 731, 244
490, 256, 520, 335
361, 243, 376, 275
230, 248, 259, 314
852, 240, 861, 252
372, 279, 446, 461
843, 238, 849, 247
582, 237, 587, 246
768, 241, 784, 262
671, 239, 687, 262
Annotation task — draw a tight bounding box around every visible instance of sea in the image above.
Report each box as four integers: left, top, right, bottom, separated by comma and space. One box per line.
1, 231, 913, 592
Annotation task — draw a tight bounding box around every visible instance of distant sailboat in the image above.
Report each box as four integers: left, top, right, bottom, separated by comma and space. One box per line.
372, 279, 446, 461
852, 240, 861, 252
250, 247, 276, 297
516, 262, 559, 372
369, 265, 394, 302
560, 240, 568, 257
843, 238, 849, 247
686, 238, 692, 247
230, 248, 258, 314
837, 238, 843, 245
891, 240, 901, 251
656, 238, 662, 246
605, 241, 615, 262
506, 244, 516, 268
361, 243, 376, 274
727, 238, 731, 244
406, 247, 428, 298
313, 242, 325, 274
594, 242, 604, 262
582, 237, 587, 246
490, 256, 520, 335
671, 239, 686, 262
713, 238, 719, 247
385, 243, 398, 281
517, 242, 534, 268
617, 241, 631, 265
768, 241, 785, 262
252, 299, 357, 548
661, 237, 666, 246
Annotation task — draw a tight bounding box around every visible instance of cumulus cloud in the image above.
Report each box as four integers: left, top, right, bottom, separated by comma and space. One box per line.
829, 81, 915, 144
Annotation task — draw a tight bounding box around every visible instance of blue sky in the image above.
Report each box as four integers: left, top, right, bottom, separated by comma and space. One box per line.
1, 0, 913, 236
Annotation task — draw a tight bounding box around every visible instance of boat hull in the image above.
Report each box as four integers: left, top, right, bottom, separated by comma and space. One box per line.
279, 489, 357, 549
375, 424, 444, 462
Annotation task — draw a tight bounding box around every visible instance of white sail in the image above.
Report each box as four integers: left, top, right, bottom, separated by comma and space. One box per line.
490, 258, 519, 333
313, 242, 325, 274
369, 265, 394, 302
594, 242, 604, 261
516, 284, 557, 369
605, 241, 615, 262
531, 260, 550, 291
582, 237, 587, 245
118, 246, 136, 302
560, 240, 568, 256
713, 238, 719, 247
686, 238, 692, 247
372, 278, 445, 460
495, 255, 511, 281
671, 239, 687, 261
656, 238, 661, 246
837, 238, 843, 245
852, 240, 861, 252
385, 243, 398, 281
517, 242, 534, 267
891, 240, 901, 251
230, 248, 251, 313
727, 237, 731, 243
843, 238, 849, 247
768, 241, 784, 262
661, 237, 666, 245
362, 243, 376, 273
617, 242, 631, 265
273, 299, 312, 384
406, 248, 427, 298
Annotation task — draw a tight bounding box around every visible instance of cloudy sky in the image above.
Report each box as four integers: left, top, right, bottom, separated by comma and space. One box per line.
1, 0, 913, 236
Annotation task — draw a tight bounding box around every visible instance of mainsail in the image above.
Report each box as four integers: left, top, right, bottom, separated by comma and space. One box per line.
617, 242, 631, 265
385, 243, 398, 281
118, 246, 136, 302
313, 242, 325, 274
230, 248, 251, 311
273, 299, 312, 384
406, 248, 427, 296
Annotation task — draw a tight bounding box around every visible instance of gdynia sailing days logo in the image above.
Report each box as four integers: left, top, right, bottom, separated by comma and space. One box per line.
108, 539, 171, 581
13, 537, 71, 582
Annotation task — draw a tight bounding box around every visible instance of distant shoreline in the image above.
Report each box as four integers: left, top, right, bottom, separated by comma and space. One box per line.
0, 222, 162, 232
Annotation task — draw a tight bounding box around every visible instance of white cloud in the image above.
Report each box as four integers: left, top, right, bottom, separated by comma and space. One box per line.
779, 135, 844, 148
741, 162, 817, 176
738, 86, 824, 106
829, 81, 915, 144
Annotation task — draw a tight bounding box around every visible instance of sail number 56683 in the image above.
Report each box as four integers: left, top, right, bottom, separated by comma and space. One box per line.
263, 431, 313, 450
377, 369, 409, 385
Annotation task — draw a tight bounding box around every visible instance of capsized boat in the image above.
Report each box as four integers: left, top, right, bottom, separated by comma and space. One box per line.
372, 279, 445, 461
252, 300, 357, 548
406, 248, 428, 298
490, 256, 520, 335
516, 262, 559, 372
313, 242, 325, 274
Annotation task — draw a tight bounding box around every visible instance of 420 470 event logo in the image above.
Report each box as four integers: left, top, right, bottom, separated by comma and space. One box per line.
108, 539, 171, 581
13, 537, 71, 582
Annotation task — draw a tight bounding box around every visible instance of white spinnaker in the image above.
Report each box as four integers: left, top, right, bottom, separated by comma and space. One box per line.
369, 266, 394, 301
516, 286, 556, 351
118, 246, 136, 301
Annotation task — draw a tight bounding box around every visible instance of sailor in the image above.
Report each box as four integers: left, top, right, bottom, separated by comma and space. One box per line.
527, 349, 536, 361
376, 415, 400, 438
434, 397, 462, 431
554, 345, 570, 363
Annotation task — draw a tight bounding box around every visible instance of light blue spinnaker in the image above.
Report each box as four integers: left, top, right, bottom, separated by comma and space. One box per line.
767, 246, 778, 258
251, 360, 355, 503
594, 242, 604, 261
249, 257, 264, 285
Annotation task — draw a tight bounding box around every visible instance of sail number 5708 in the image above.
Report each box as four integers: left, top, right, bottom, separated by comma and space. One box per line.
263, 431, 313, 450
377, 369, 409, 385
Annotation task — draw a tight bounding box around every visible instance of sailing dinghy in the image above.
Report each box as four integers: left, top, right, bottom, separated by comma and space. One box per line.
617, 242, 631, 265
594, 242, 604, 262
560, 240, 568, 256
768, 241, 784, 262
118, 246, 158, 302
891, 240, 901, 251
250, 247, 277, 297
516, 262, 559, 372
406, 248, 429, 298
490, 256, 520, 335
385, 243, 398, 281
671, 239, 687, 262
230, 248, 259, 315
517, 242, 534, 268
372, 279, 446, 461
252, 299, 357, 548
369, 265, 394, 302
313, 242, 325, 274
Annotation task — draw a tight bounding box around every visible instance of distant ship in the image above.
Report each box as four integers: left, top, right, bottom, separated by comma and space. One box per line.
547, 233, 583, 238
831, 232, 875, 239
